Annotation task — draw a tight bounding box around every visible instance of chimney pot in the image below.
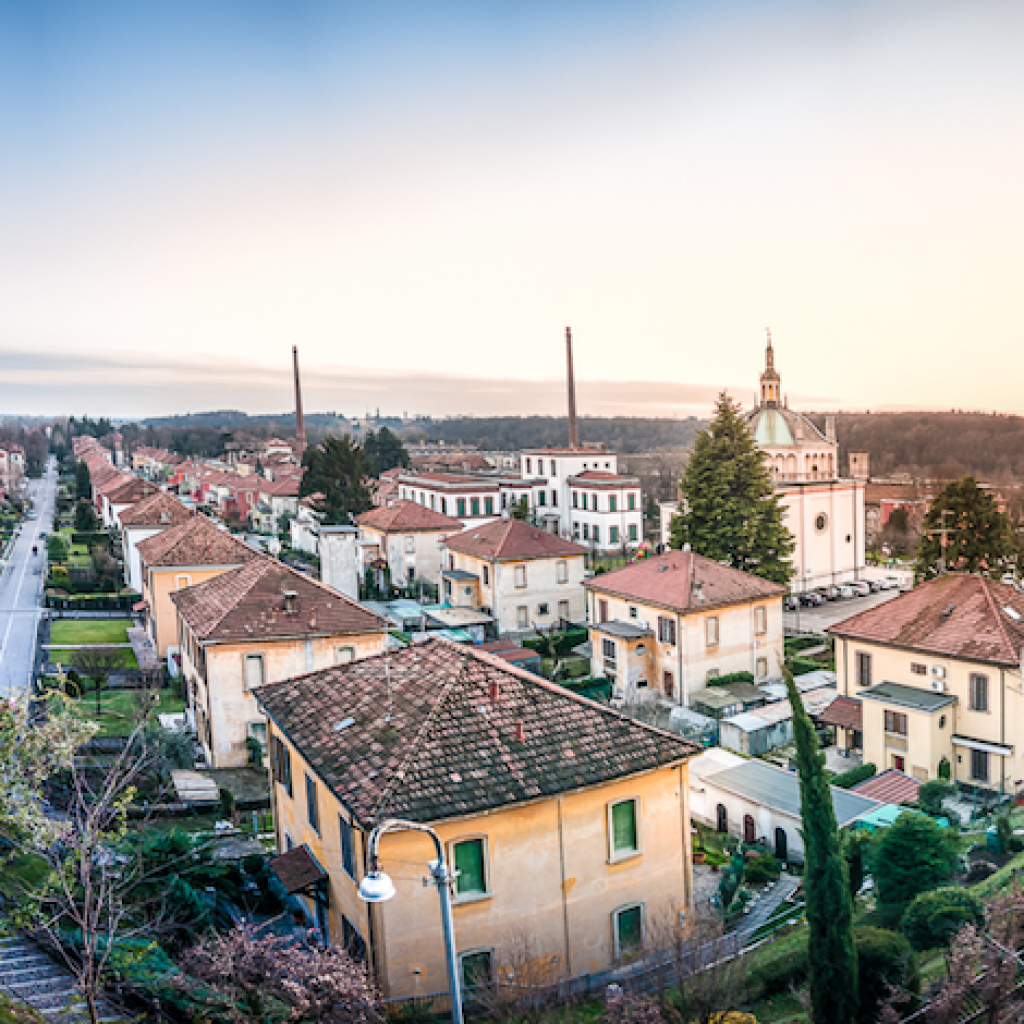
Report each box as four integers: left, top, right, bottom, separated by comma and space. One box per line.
489, 680, 500, 701
514, 719, 525, 743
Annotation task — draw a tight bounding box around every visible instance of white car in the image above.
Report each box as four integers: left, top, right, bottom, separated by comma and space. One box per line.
837, 585, 855, 598
852, 581, 872, 597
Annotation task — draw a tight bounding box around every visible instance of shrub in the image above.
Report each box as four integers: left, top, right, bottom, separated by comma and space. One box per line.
219, 787, 236, 821
747, 938, 808, 998
901, 887, 985, 951
789, 655, 826, 676
784, 634, 827, 653
744, 852, 782, 885
708, 670, 755, 687
937, 757, 951, 780
918, 779, 954, 815
873, 812, 958, 907
996, 815, 1013, 854
966, 859, 998, 884
1010, 836, 1024, 854
832, 763, 877, 789
855, 926, 918, 1023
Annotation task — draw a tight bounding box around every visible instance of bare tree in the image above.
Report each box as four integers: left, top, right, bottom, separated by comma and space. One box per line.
71, 646, 128, 715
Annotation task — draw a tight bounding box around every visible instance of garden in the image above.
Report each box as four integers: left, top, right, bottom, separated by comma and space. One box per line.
44, 522, 141, 611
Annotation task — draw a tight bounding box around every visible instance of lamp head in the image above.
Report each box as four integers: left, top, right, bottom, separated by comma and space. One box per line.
358, 870, 397, 903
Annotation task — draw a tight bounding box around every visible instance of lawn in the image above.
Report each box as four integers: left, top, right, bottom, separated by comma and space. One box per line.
52, 648, 138, 669
50, 618, 132, 644
74, 689, 184, 736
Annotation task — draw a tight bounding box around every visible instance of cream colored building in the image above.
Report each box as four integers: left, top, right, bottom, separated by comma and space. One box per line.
254, 638, 698, 999
172, 557, 388, 768
439, 518, 587, 636
356, 499, 463, 587
830, 573, 1024, 791
746, 333, 866, 593
584, 550, 785, 705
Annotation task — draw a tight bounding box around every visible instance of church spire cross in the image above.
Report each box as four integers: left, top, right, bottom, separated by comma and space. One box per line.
760, 328, 780, 406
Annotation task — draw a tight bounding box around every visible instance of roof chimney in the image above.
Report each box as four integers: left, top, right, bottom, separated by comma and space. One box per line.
514, 719, 525, 743
489, 680, 500, 701
692, 581, 704, 601
292, 345, 307, 460
565, 326, 580, 449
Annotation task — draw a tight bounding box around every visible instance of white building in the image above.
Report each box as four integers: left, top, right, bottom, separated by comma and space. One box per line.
395, 471, 502, 528
118, 491, 195, 593
356, 499, 463, 586
746, 334, 867, 593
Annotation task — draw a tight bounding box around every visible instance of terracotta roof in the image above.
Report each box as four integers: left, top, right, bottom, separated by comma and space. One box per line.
171, 557, 387, 641
96, 472, 134, 496
269, 846, 328, 893
584, 549, 785, 614
137, 516, 259, 569
254, 637, 698, 828
818, 695, 862, 731
119, 491, 195, 528
444, 518, 586, 561
852, 769, 921, 805
356, 499, 463, 533
106, 477, 161, 505
567, 471, 639, 486
828, 573, 1024, 668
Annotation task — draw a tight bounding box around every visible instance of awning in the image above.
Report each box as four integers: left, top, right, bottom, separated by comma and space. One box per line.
270, 845, 328, 894
952, 735, 1014, 757
132, 600, 149, 613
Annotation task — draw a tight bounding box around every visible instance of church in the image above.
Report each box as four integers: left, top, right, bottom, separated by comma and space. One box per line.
746, 333, 866, 593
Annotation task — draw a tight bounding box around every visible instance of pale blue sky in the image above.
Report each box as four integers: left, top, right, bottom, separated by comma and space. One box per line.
1, 0, 1022, 418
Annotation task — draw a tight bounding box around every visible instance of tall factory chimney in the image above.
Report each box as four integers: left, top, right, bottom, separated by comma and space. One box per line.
565, 326, 580, 449
292, 345, 307, 459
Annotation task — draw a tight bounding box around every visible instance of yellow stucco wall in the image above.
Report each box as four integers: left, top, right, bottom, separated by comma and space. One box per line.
265, 721, 693, 1000
145, 565, 236, 657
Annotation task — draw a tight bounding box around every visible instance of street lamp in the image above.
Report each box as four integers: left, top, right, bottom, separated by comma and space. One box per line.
358, 818, 464, 1024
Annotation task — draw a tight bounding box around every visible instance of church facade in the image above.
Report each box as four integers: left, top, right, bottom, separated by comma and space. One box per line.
746, 334, 866, 593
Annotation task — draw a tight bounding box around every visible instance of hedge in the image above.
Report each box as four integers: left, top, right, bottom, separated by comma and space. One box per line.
789, 655, 828, 676
45, 591, 141, 611
785, 634, 828, 652
559, 678, 612, 702
708, 670, 755, 687
831, 763, 876, 789
71, 531, 111, 546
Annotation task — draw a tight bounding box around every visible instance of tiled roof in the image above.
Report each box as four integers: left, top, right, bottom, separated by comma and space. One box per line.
137, 516, 258, 569
828, 573, 1024, 667
818, 695, 862, 731
567, 471, 639, 486
270, 846, 328, 894
585, 549, 785, 614
96, 472, 134, 496
106, 477, 161, 505
254, 637, 698, 828
852, 769, 921, 805
171, 557, 387, 641
444, 518, 586, 561
119, 491, 194, 528
357, 500, 463, 533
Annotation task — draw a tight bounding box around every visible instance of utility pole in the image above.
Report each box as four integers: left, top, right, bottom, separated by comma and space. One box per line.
926, 509, 954, 573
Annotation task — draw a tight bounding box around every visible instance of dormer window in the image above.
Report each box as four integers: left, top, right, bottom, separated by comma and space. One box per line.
283, 590, 299, 614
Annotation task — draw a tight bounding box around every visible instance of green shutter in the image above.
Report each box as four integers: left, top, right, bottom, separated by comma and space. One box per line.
616, 906, 642, 955
612, 801, 637, 854
454, 839, 486, 895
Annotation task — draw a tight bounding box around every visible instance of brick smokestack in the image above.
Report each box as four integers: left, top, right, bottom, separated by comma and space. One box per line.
292, 345, 307, 459
565, 326, 580, 449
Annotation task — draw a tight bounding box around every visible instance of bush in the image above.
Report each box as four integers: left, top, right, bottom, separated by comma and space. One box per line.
784, 634, 827, 653
789, 655, 828, 676
901, 887, 985, 951
744, 852, 783, 885
832, 763, 877, 789
918, 779, 954, 815
855, 926, 918, 1023
873, 812, 958, 907
747, 938, 809, 998
708, 670, 755, 687
1010, 836, 1024, 854
966, 859, 998, 884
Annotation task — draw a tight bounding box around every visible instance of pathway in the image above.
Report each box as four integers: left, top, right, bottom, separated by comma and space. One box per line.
0, 934, 124, 1022
127, 627, 158, 670
736, 873, 802, 941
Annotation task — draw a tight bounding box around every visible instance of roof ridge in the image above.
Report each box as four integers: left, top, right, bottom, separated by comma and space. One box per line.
195, 558, 271, 636
979, 575, 1017, 664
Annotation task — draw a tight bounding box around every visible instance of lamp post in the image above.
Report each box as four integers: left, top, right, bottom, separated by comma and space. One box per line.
358, 818, 464, 1024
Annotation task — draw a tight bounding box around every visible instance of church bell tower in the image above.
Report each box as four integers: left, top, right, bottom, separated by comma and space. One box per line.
760, 328, 781, 407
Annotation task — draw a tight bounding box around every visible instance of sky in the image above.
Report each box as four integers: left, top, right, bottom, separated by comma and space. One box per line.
1, 0, 1022, 421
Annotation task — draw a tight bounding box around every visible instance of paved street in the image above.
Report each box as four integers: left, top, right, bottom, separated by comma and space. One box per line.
784, 586, 902, 634
0, 459, 57, 696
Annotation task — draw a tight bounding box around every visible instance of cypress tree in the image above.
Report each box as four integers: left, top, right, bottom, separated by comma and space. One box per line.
786, 671, 858, 1023
670, 391, 793, 584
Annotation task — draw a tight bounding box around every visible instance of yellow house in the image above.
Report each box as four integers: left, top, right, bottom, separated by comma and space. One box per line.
137, 516, 260, 658
584, 550, 786, 705
253, 637, 698, 1000
171, 557, 389, 768
829, 573, 1024, 790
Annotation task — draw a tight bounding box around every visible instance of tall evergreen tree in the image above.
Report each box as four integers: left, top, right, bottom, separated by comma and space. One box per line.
787, 671, 859, 1024
298, 435, 371, 525
670, 392, 793, 584
915, 475, 1015, 580
362, 426, 410, 477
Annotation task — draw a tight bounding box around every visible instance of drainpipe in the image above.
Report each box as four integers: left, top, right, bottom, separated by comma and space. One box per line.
556, 796, 572, 975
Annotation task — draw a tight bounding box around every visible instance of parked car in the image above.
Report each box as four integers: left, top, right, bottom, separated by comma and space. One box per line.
784, 595, 799, 612
867, 579, 883, 592
822, 585, 841, 600
837, 585, 856, 598
800, 592, 825, 606
852, 581, 872, 597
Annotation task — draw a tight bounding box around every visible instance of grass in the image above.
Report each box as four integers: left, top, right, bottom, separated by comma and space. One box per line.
50, 618, 132, 644
0, 993, 46, 1024
74, 689, 184, 737
52, 648, 138, 669
0, 853, 49, 902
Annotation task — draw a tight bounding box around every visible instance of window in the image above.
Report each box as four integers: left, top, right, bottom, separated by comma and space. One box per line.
470, 497, 479, 516
971, 748, 989, 782
558, 599, 569, 620
342, 917, 367, 960
457, 498, 467, 517
517, 606, 528, 629
856, 652, 872, 688
599, 599, 609, 623
514, 565, 526, 588
551, 490, 557, 507
175, 573, 192, 590
460, 950, 494, 990
706, 668, 720, 682
525, 458, 532, 473
485, 497, 494, 515
610, 526, 619, 544
662, 670, 674, 698
658, 616, 676, 646
911, 663, 927, 675
482, 565, 489, 586
242, 651, 264, 692
885, 710, 908, 736
340, 815, 356, 879
557, 560, 568, 583
451, 838, 488, 898
592, 493, 599, 510
284, 831, 295, 852
602, 638, 617, 664
572, 492, 578, 508
306, 774, 319, 834
592, 526, 600, 544
970, 674, 989, 712
441, 498, 448, 514
627, 605, 637, 620
582, 524, 589, 540
583, 494, 590, 510
628, 492, 637, 511
405, 536, 415, 553
613, 905, 644, 959
756, 657, 768, 678
705, 617, 719, 647
629, 524, 638, 542
754, 606, 767, 635
538, 603, 549, 616
550, 460, 556, 476
336, 646, 355, 665
609, 495, 617, 512
538, 491, 546, 506
609, 798, 640, 859
272, 737, 292, 796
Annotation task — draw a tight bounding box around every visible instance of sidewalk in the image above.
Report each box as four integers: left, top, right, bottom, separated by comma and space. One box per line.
127, 627, 158, 670
735, 873, 802, 940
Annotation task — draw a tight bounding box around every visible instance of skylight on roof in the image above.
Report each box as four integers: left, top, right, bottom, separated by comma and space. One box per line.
333, 717, 355, 732
1005, 606, 1022, 622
